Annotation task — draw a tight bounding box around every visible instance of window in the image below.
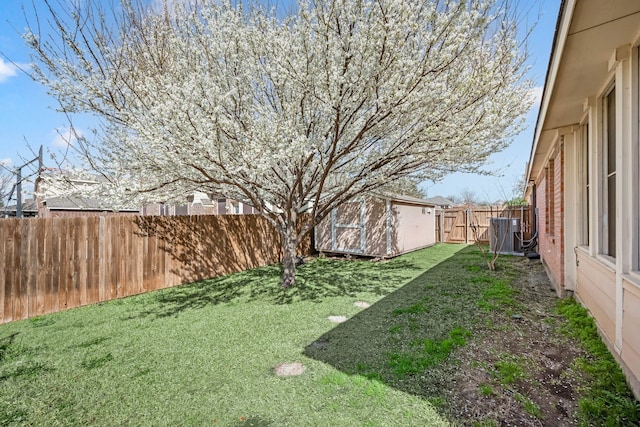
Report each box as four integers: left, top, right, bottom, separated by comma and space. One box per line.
580, 122, 590, 245
603, 87, 616, 257
218, 198, 226, 214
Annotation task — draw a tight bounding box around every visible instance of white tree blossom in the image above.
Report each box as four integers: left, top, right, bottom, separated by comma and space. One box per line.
0, 166, 14, 208
25, 0, 533, 286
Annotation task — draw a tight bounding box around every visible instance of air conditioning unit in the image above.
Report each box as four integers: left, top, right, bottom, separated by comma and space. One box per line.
489, 218, 521, 254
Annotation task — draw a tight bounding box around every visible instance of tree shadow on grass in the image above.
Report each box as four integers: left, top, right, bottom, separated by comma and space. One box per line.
128, 255, 426, 319
303, 246, 508, 401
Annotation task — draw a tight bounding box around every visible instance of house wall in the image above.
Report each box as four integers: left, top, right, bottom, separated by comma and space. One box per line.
575, 251, 617, 343
622, 277, 640, 394
146, 199, 222, 216
543, 45, 640, 398
563, 132, 579, 292
218, 199, 226, 214
535, 142, 565, 295
214, 198, 260, 215
575, 250, 640, 396
242, 204, 258, 214
189, 203, 217, 216
141, 204, 170, 216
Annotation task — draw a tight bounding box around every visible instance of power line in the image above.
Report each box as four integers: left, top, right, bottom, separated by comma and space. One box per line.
4, 146, 43, 218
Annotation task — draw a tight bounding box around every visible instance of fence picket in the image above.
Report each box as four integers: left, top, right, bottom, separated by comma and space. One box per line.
50, 218, 60, 314
4, 220, 17, 323
0, 221, 7, 322
16, 220, 29, 320
42, 218, 53, 315
86, 217, 100, 305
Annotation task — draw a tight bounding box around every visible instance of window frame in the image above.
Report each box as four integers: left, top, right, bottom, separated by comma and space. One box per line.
602, 84, 616, 258
633, 47, 640, 273
579, 120, 590, 246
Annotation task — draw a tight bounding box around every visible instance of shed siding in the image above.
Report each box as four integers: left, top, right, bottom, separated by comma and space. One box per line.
392, 203, 435, 254
315, 196, 436, 257
315, 214, 332, 253
365, 198, 388, 256
334, 201, 366, 253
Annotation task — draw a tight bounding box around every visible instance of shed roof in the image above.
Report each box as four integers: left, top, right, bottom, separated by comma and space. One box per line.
374, 193, 437, 206
424, 196, 456, 207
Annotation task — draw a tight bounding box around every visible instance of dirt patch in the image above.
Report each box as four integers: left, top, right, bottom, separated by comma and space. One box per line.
444, 256, 586, 426
354, 301, 371, 308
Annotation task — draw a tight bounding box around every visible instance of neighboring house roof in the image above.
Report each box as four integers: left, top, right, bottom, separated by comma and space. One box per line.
3, 199, 39, 215
188, 192, 216, 206
424, 196, 456, 207
526, 0, 640, 187
37, 170, 139, 212
43, 196, 139, 212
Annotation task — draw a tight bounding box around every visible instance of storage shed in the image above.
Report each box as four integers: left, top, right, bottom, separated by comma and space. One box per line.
315, 194, 437, 258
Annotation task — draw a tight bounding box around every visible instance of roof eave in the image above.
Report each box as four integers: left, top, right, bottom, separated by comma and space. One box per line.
526, 0, 573, 188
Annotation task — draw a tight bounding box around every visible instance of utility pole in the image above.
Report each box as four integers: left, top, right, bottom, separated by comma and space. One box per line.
8, 146, 43, 218
16, 167, 21, 218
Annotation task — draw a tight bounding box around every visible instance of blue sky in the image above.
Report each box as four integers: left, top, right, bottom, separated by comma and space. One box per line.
0, 0, 561, 203
423, 0, 561, 202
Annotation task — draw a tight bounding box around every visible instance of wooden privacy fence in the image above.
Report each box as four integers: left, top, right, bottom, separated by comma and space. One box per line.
436, 206, 534, 244
0, 215, 313, 324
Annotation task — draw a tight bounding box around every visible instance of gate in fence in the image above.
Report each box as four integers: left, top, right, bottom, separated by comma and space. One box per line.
435, 206, 534, 245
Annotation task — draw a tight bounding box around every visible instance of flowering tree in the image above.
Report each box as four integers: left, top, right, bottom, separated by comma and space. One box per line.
26, 0, 532, 287
0, 167, 13, 208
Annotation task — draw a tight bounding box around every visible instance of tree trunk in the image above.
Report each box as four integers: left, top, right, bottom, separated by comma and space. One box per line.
280, 219, 298, 288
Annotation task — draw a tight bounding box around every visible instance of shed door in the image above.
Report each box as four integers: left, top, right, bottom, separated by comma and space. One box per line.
331, 200, 366, 254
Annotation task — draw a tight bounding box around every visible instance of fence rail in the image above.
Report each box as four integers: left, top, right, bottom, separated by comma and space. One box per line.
0, 215, 312, 324
435, 206, 534, 244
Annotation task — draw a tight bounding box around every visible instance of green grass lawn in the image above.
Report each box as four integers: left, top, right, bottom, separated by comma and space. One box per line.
0, 243, 635, 426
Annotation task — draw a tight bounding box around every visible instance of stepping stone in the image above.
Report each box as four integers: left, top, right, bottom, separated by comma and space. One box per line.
328, 315, 348, 323
274, 362, 305, 377
354, 301, 370, 308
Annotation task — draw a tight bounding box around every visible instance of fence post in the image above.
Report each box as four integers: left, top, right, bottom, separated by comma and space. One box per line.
464, 209, 468, 244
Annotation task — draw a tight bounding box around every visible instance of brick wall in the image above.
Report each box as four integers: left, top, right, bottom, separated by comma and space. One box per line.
537, 142, 565, 294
